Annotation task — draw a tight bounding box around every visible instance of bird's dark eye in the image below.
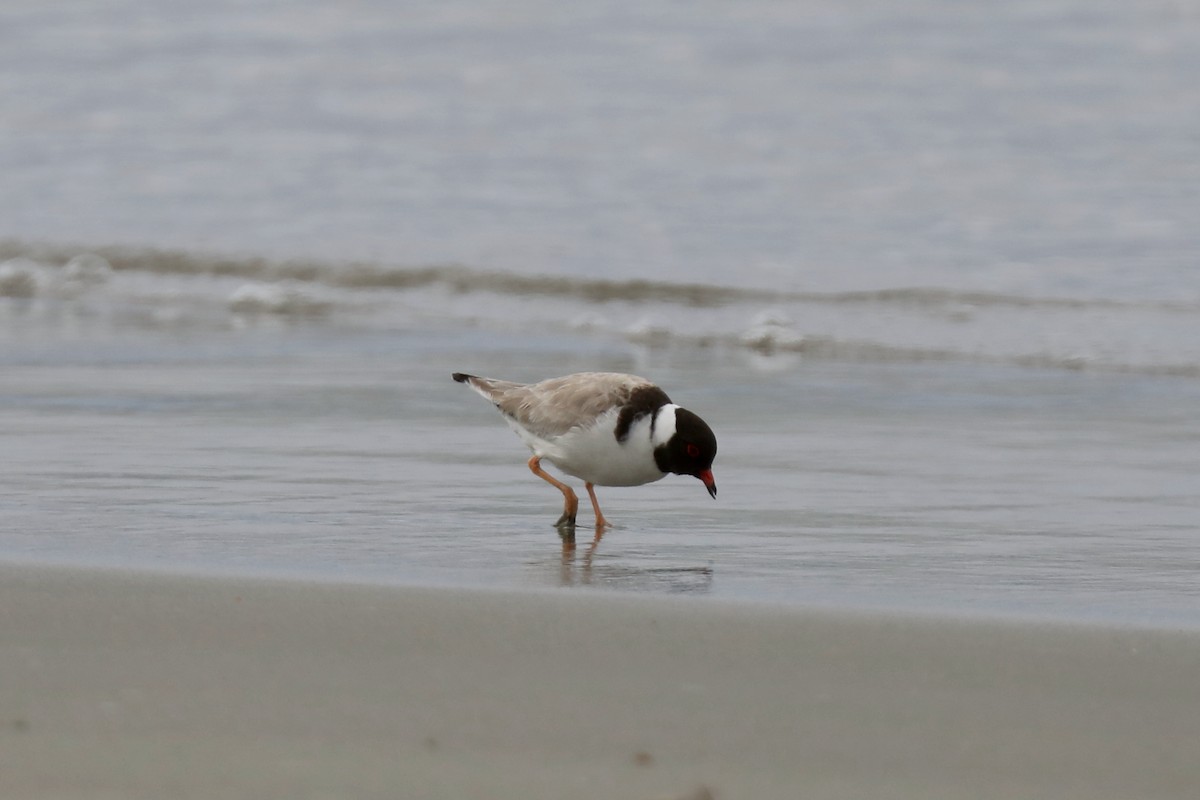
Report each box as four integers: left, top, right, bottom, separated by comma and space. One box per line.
686, 443, 700, 458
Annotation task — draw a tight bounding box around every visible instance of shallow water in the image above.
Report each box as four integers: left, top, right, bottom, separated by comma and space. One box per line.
2, 310, 1198, 626
3, 1, 1200, 626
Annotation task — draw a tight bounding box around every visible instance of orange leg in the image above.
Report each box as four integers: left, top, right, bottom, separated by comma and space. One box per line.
528, 456, 578, 528
585, 482, 611, 530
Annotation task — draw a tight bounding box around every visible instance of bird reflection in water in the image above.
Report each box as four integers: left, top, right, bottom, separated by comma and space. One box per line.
555, 526, 714, 594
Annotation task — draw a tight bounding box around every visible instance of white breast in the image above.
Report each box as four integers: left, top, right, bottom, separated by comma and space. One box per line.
506, 406, 668, 487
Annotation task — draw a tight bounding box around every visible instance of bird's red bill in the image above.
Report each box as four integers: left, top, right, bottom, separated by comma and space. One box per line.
699, 469, 717, 498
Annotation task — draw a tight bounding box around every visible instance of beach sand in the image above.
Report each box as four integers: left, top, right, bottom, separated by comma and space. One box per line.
2, 562, 1198, 800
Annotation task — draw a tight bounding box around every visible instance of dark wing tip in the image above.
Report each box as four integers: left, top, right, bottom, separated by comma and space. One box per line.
452, 372, 472, 383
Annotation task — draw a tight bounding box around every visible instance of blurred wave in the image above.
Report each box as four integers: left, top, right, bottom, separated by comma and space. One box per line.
3, 239, 1198, 378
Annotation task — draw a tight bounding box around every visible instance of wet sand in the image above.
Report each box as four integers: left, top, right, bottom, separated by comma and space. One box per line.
2, 562, 1198, 800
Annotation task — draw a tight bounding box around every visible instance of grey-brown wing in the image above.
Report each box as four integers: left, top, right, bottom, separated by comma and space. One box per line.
494, 372, 659, 438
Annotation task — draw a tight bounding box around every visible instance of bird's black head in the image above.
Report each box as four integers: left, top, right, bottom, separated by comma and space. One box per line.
654, 407, 718, 498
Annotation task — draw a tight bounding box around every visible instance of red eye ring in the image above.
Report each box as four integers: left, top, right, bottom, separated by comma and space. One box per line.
686, 443, 701, 458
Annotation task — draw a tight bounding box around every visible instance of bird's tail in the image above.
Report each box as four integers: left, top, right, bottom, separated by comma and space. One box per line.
452, 372, 522, 404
